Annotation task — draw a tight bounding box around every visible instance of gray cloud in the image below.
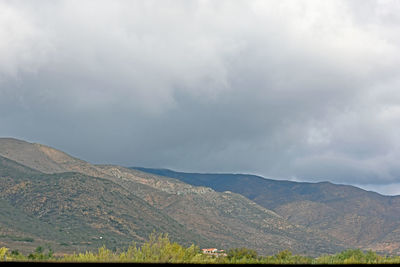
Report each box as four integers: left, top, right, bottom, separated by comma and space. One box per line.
1, 0, 400, 194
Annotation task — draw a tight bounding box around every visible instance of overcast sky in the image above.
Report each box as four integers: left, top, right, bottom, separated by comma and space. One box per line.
1, 0, 400, 195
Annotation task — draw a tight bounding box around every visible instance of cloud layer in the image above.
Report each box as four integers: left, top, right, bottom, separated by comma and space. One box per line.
1, 0, 400, 194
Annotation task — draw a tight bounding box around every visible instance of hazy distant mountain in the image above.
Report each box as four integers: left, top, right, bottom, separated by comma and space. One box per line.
0, 138, 342, 255
132, 167, 400, 255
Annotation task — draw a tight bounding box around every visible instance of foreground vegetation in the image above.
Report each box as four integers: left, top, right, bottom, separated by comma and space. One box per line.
1, 233, 400, 264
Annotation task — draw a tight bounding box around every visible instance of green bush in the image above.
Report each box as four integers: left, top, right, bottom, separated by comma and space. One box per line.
227, 247, 258, 261
262, 249, 312, 264
0, 247, 8, 260
62, 233, 207, 263
27, 245, 54, 261
3, 235, 400, 264
314, 249, 384, 264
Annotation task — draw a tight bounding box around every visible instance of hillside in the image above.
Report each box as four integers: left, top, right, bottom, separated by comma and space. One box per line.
96, 165, 343, 255
0, 138, 107, 177
0, 138, 342, 256
132, 167, 400, 254
0, 155, 211, 254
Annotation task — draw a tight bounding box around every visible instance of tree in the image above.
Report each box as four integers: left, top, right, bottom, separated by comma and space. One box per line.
227, 247, 258, 260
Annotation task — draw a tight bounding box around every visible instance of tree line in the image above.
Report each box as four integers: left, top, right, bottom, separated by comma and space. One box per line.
1, 233, 399, 264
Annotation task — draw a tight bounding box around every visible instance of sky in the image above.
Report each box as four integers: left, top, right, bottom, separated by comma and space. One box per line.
1, 0, 400, 195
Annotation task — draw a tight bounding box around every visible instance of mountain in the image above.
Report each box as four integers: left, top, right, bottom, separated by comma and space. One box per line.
95, 166, 343, 255
0, 138, 107, 177
0, 155, 210, 254
132, 167, 400, 255
0, 138, 342, 256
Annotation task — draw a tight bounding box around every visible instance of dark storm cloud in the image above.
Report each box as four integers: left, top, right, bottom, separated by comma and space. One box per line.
1, 0, 400, 194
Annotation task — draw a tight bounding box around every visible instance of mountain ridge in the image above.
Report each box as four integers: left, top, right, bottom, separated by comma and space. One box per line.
132, 167, 400, 254
132, 167, 388, 197
0, 137, 343, 256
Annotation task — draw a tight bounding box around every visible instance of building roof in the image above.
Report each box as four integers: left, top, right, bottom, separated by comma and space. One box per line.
202, 248, 217, 251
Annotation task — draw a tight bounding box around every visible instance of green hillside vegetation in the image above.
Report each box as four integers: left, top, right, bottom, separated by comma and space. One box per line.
1, 233, 400, 264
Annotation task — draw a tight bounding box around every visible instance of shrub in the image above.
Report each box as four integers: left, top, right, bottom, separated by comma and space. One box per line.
227, 247, 258, 261
0, 247, 8, 261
